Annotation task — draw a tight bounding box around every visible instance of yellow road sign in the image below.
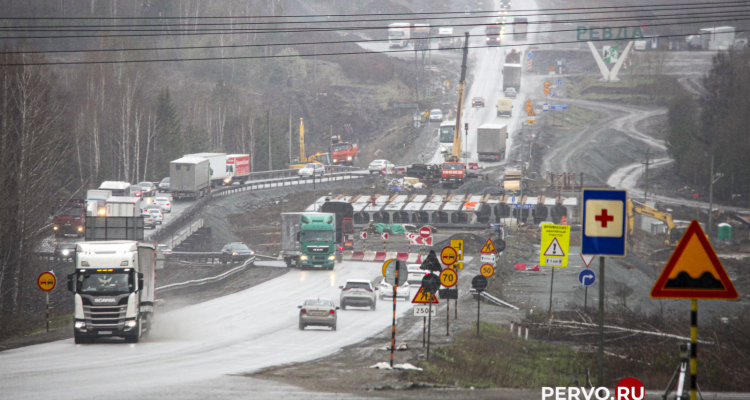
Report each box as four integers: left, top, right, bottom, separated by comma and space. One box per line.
480, 238, 498, 254
544, 81, 550, 87
651, 220, 738, 300
525, 99, 533, 107
528, 120, 536, 125
544, 88, 550, 95
440, 268, 458, 288
452, 262, 464, 270
525, 106, 533, 113
411, 286, 439, 304
451, 239, 464, 261
540, 224, 570, 267
480, 264, 495, 277
37, 271, 56, 292
440, 246, 458, 265
549, 65, 556, 72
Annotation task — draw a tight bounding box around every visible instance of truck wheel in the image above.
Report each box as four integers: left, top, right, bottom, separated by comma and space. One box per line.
295, 257, 302, 269
124, 334, 139, 344
74, 335, 90, 344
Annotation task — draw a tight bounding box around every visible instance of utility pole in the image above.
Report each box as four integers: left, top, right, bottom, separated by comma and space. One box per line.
313, 44, 317, 83
707, 154, 724, 238
642, 149, 651, 201
267, 110, 272, 171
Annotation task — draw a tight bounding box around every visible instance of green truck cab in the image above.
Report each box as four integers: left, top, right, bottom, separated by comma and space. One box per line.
280, 212, 336, 270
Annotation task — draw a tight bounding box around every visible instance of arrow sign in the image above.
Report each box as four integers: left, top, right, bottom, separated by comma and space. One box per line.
579, 269, 596, 286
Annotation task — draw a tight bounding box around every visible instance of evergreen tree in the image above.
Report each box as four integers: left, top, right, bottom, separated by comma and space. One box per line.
153, 87, 182, 178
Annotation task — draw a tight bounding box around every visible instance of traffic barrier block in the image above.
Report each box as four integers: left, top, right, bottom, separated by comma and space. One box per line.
374, 252, 387, 261
406, 253, 420, 263
514, 263, 526, 271
386, 251, 398, 260
396, 252, 409, 261
363, 251, 377, 261
343, 251, 353, 260
529, 264, 540, 272
351, 251, 365, 261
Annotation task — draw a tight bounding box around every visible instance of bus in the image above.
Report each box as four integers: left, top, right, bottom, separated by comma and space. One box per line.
439, 120, 456, 155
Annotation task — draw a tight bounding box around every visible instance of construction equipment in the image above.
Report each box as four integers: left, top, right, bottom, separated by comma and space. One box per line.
330, 135, 358, 166
626, 199, 687, 247
291, 118, 331, 169
441, 32, 470, 188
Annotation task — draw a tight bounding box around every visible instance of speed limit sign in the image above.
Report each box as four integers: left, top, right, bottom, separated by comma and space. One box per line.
439, 268, 458, 288
480, 264, 495, 278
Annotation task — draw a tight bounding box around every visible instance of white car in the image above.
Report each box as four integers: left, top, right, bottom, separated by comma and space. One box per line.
368, 159, 395, 175
298, 163, 325, 178
377, 277, 411, 300
429, 109, 443, 122
407, 264, 429, 286
153, 197, 172, 213
144, 207, 163, 224
339, 279, 378, 310
156, 244, 172, 254
141, 213, 156, 229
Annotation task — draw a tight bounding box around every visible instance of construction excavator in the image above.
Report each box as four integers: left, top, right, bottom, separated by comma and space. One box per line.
291, 118, 332, 169
441, 32, 470, 188
626, 199, 687, 247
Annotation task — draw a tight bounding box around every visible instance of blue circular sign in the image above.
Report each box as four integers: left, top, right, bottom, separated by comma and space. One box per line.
578, 269, 596, 286
527, 52, 534, 59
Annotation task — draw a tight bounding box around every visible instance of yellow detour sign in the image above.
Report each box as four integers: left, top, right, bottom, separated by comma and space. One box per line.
480, 263, 495, 277
651, 220, 738, 300
440, 246, 458, 265
411, 286, 439, 304
528, 120, 536, 125
440, 268, 458, 288
480, 238, 498, 254
540, 224, 571, 267
37, 271, 56, 292
451, 239, 464, 261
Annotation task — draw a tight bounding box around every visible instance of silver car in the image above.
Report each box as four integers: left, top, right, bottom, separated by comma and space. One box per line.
144, 207, 163, 224
141, 213, 155, 229
339, 279, 378, 310
407, 264, 429, 286
368, 159, 394, 175
298, 299, 339, 330
298, 163, 325, 178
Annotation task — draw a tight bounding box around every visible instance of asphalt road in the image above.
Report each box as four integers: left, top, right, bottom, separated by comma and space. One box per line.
0, 260, 418, 399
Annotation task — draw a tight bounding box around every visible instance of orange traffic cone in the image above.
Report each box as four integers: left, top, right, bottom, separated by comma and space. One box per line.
560, 216, 568, 225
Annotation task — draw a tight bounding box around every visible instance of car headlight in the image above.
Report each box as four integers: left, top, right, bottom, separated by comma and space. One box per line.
62, 249, 70, 256
328, 254, 336, 260
232, 252, 237, 255
78, 226, 83, 232
53, 226, 59, 230
300, 255, 308, 260
74, 321, 86, 329
125, 320, 137, 328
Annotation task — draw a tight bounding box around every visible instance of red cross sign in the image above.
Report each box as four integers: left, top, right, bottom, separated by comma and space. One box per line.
595, 209, 615, 228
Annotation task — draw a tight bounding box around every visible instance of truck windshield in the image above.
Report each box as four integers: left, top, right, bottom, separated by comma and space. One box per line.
331, 144, 349, 152
443, 163, 464, 170
301, 230, 334, 242
77, 270, 134, 295
58, 207, 83, 217
487, 28, 501, 35
439, 126, 455, 143
389, 31, 404, 38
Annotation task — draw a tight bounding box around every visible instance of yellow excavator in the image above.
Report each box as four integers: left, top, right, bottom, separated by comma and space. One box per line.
626, 199, 687, 247
290, 118, 332, 169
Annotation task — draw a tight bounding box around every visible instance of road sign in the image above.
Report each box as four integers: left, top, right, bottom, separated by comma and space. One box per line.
540, 224, 570, 267
550, 91, 556, 97
451, 239, 464, 261
419, 226, 432, 238
384, 259, 408, 286
480, 264, 495, 277
360, 231, 367, 240
440, 269, 458, 288
528, 52, 534, 58
581, 254, 595, 267
412, 286, 439, 304
528, 120, 536, 125
440, 246, 458, 265
544, 88, 550, 95
528, 109, 536, 117
525, 99, 533, 107
381, 232, 389, 240
421, 273, 441, 293
481, 254, 496, 263
579, 269, 596, 286
480, 238, 498, 254
453, 262, 464, 270
413, 304, 437, 316
37, 271, 56, 292
543, 103, 549, 112
557, 59, 563, 66
438, 288, 458, 299
651, 220, 738, 300
472, 275, 488, 292
407, 234, 433, 246
525, 106, 533, 114
556, 79, 563, 85
544, 81, 550, 88
549, 65, 556, 72
582, 189, 627, 257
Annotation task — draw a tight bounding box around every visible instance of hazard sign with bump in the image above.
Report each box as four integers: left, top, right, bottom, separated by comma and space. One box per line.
651, 220, 738, 300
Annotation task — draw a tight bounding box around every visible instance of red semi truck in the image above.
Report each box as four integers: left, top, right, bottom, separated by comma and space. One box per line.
53, 199, 86, 237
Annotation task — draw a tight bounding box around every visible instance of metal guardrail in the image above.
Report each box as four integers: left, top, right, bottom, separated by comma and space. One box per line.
166, 252, 254, 265
163, 219, 204, 249
156, 257, 256, 292
241, 165, 362, 182
480, 291, 520, 310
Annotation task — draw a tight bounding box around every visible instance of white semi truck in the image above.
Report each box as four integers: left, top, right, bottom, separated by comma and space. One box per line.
388, 23, 411, 48
184, 152, 228, 188
67, 241, 156, 343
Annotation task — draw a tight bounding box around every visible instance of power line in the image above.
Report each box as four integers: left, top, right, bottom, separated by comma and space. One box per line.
0, 7, 746, 41
2, 26, 747, 67
0, 0, 744, 20
1, 10, 747, 56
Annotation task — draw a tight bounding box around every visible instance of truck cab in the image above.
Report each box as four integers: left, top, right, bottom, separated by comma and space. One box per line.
282, 213, 337, 270
331, 142, 358, 166
485, 24, 501, 46
388, 23, 410, 48
67, 241, 155, 344
53, 199, 86, 237
438, 28, 456, 49
497, 98, 513, 117
441, 162, 466, 188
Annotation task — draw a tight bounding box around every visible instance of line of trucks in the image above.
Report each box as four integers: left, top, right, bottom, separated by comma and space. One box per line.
388, 19, 527, 50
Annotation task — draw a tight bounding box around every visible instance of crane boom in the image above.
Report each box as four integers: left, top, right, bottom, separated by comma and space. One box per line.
299, 118, 306, 163
450, 32, 470, 162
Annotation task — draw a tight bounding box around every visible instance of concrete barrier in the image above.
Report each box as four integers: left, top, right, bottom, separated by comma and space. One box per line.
396, 252, 409, 261
363, 251, 377, 261
343, 251, 353, 260
374, 252, 387, 261
351, 251, 365, 261
385, 251, 398, 260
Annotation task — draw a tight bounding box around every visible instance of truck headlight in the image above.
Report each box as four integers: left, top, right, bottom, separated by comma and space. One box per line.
75, 321, 86, 329
78, 226, 83, 232
53, 226, 59, 231
300, 255, 308, 261
347, 156, 352, 161
125, 320, 137, 328
62, 249, 70, 256
328, 254, 336, 260
224, 178, 231, 183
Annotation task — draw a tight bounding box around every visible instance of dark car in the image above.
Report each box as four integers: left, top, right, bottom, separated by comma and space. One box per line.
54, 242, 78, 260
158, 177, 170, 193
472, 97, 485, 107
220, 242, 255, 264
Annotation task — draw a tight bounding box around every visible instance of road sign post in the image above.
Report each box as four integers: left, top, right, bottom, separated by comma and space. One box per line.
580, 255, 595, 312
381, 232, 389, 252
37, 271, 56, 333
540, 224, 570, 317
450, 240, 463, 319
472, 275, 488, 337
650, 220, 738, 400
440, 269, 458, 335
384, 259, 407, 367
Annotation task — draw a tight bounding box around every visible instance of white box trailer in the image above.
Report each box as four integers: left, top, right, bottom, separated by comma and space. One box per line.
170, 157, 210, 200
700, 26, 735, 50
184, 152, 228, 188
477, 124, 507, 162
105, 196, 143, 217
99, 181, 131, 197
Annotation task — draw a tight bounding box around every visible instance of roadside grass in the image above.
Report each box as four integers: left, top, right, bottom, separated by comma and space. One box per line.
548, 105, 602, 131
411, 322, 588, 388
567, 75, 688, 106
1, 312, 73, 342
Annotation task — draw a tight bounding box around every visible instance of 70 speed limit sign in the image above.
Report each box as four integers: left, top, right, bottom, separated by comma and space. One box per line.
439, 268, 458, 288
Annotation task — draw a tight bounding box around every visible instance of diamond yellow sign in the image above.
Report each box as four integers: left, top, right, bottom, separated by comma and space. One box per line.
539, 224, 570, 267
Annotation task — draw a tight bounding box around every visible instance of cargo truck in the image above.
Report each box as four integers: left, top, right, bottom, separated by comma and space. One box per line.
67, 240, 156, 343
503, 49, 522, 91
496, 98, 513, 117
226, 154, 250, 185
513, 18, 528, 38
441, 162, 466, 188
477, 124, 507, 162
53, 199, 86, 237
485, 24, 501, 46
99, 181, 131, 197
280, 213, 337, 270
438, 27, 461, 49
86, 189, 111, 217
105, 196, 143, 217
388, 23, 410, 48
169, 157, 211, 200
184, 152, 228, 188
320, 200, 355, 251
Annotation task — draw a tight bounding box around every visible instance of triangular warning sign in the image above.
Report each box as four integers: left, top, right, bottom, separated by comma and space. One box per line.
480, 238, 498, 254
525, 99, 533, 107
411, 287, 439, 304
651, 220, 738, 300
544, 238, 566, 257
